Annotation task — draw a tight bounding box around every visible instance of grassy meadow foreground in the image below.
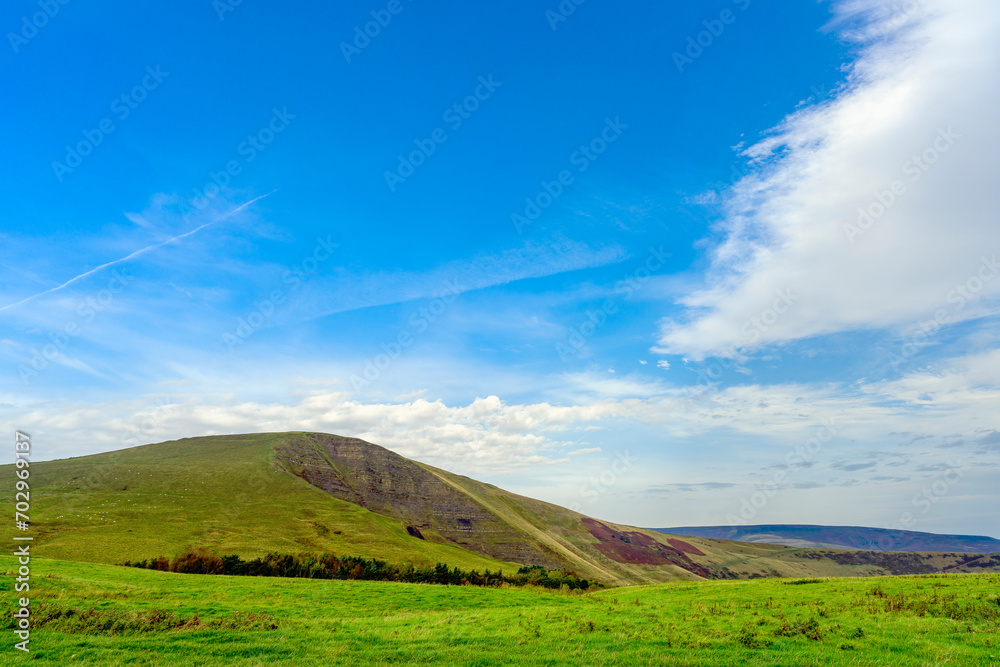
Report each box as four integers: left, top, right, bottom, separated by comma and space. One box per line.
3, 556, 998, 666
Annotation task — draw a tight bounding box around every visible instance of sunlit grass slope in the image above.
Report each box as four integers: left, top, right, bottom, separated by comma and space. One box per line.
0, 433, 517, 572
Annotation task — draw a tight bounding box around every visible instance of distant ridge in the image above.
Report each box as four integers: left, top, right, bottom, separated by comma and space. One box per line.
654, 524, 1000, 553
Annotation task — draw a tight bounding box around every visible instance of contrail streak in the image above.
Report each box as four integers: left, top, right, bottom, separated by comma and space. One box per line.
0, 190, 275, 313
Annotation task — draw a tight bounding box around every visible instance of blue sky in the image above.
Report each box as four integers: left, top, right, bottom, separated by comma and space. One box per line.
3, 0, 999, 537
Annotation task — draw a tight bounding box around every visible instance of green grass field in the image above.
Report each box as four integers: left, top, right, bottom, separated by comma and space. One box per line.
3, 556, 998, 665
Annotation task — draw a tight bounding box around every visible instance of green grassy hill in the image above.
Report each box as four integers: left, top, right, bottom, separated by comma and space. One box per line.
1, 433, 516, 573
3, 431, 999, 585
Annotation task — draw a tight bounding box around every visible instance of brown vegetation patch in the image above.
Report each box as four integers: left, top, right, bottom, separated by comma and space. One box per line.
581, 519, 711, 577
667, 538, 704, 555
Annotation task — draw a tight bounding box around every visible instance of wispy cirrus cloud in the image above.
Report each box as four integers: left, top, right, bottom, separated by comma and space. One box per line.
0, 192, 275, 313
647, 482, 738, 493
276, 238, 629, 325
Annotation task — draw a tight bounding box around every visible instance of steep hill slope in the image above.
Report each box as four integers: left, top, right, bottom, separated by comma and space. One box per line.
1, 432, 516, 573
3, 432, 999, 585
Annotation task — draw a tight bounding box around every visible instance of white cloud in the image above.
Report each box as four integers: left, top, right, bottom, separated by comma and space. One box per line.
7, 392, 623, 475
859, 347, 1000, 420
568, 447, 601, 456
9, 347, 998, 475
657, 0, 1000, 360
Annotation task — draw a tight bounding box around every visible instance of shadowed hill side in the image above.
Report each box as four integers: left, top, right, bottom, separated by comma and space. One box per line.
273, 433, 566, 568
273, 433, 705, 584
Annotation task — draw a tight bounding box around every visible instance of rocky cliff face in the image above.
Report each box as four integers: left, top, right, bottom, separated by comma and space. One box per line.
274, 433, 563, 568
271, 432, 1000, 585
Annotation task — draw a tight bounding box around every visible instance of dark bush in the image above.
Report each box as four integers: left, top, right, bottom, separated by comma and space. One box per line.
126, 549, 592, 590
